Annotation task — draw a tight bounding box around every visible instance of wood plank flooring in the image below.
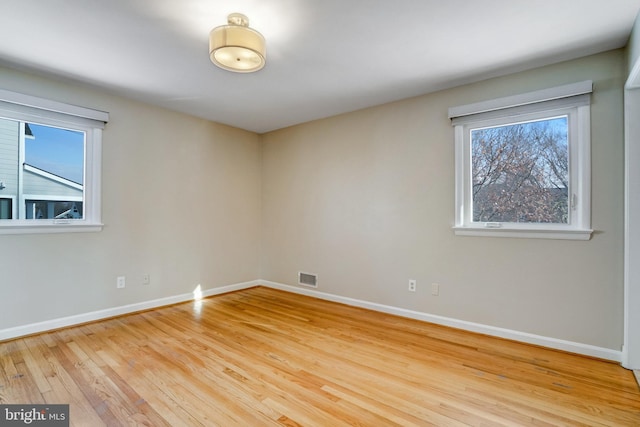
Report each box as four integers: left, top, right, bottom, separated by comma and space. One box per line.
1, 286, 639, 426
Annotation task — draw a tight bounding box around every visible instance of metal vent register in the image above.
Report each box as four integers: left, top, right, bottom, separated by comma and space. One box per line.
298, 272, 318, 287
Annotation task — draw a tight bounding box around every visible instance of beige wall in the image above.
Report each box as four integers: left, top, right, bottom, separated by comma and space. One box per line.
0, 49, 627, 352
262, 50, 626, 350
624, 16, 640, 368
0, 66, 262, 330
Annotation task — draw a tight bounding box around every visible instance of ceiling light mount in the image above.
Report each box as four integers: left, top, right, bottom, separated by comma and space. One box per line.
209, 13, 266, 73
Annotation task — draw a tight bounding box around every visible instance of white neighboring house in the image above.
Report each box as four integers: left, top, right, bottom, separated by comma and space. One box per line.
0, 118, 83, 220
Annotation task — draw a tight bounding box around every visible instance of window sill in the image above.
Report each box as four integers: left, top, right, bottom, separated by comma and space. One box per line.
0, 222, 103, 235
453, 226, 593, 240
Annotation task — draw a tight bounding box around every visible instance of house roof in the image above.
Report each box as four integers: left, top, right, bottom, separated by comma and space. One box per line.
23, 164, 83, 190
0, 1, 638, 133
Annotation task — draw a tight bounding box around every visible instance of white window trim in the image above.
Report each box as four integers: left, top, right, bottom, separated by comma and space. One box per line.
24, 195, 83, 202
449, 81, 593, 240
0, 89, 108, 234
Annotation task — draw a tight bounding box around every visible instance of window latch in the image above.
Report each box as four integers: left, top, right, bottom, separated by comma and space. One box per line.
484, 222, 502, 228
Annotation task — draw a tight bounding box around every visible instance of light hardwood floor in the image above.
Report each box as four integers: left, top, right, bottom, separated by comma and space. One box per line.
1, 286, 639, 426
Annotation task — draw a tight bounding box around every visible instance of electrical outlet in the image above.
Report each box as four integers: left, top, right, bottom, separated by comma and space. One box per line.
408, 279, 417, 292
143, 274, 150, 285
431, 283, 440, 296
117, 276, 126, 289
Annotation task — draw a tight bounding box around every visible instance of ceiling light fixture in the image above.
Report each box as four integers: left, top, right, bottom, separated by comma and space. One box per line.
209, 13, 266, 73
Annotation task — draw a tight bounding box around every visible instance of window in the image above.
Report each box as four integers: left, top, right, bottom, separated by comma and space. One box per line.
0, 89, 108, 234
0, 197, 12, 219
449, 81, 593, 240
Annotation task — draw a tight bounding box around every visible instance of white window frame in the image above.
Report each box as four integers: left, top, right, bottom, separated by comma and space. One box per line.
449, 81, 593, 240
0, 89, 108, 234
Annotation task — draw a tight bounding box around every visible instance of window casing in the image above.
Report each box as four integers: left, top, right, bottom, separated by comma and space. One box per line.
449, 81, 593, 240
0, 89, 108, 234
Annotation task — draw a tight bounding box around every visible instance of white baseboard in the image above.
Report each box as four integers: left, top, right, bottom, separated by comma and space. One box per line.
0, 280, 259, 342
260, 280, 622, 363
0, 278, 623, 363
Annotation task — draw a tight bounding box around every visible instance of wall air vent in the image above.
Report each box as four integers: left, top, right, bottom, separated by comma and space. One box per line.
298, 272, 318, 288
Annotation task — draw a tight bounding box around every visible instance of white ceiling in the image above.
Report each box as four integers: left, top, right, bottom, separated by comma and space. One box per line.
0, 0, 638, 133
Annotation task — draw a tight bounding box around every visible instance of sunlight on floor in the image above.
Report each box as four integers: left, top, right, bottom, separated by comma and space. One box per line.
193, 284, 203, 301
192, 284, 203, 318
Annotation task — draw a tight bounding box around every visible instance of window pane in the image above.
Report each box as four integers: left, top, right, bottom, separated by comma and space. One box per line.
0, 119, 85, 220
25, 200, 83, 219
0, 118, 19, 212
0, 198, 11, 219
26, 123, 85, 185
471, 117, 569, 224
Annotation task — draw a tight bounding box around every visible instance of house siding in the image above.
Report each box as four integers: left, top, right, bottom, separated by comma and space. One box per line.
0, 117, 19, 196
22, 170, 82, 199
